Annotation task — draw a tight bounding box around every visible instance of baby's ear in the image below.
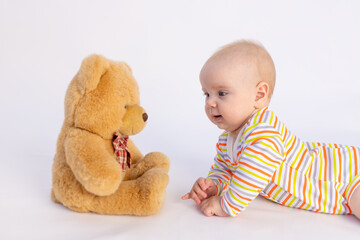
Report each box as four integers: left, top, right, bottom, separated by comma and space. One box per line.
255, 81, 269, 106
77, 54, 110, 94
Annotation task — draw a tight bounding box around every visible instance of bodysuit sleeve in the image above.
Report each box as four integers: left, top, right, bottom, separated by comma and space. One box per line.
207, 137, 232, 196
221, 128, 285, 216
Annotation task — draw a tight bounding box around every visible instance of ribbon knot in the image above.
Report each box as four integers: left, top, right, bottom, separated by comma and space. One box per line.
112, 132, 131, 171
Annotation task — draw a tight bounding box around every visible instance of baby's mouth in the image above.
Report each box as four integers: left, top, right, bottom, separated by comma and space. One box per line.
213, 115, 222, 122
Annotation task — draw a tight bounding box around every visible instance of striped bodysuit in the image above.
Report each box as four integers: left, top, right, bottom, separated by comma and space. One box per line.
207, 107, 360, 217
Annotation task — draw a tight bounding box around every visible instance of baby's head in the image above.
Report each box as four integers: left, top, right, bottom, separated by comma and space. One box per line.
200, 40, 276, 136
202, 40, 276, 99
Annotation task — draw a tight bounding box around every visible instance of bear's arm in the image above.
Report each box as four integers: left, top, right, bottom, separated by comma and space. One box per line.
64, 128, 123, 196
127, 138, 143, 164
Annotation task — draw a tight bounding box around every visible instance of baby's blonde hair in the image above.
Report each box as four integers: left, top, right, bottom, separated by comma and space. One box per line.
207, 40, 276, 98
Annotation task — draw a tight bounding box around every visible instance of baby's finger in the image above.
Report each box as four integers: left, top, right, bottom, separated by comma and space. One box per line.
181, 193, 190, 200
193, 184, 207, 199
198, 178, 208, 190
189, 192, 201, 205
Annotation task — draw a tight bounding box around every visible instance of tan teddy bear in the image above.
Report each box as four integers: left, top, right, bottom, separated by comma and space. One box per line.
51, 54, 170, 215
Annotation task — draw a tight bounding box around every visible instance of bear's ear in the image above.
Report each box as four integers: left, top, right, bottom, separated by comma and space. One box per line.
123, 62, 133, 74
77, 54, 110, 94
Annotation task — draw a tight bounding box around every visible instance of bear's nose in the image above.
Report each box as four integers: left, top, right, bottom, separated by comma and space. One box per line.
142, 113, 148, 122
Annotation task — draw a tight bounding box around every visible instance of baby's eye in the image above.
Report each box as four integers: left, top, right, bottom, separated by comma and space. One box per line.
219, 91, 227, 97
203, 92, 210, 97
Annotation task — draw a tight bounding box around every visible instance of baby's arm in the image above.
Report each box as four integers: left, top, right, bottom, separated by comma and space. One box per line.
182, 177, 217, 204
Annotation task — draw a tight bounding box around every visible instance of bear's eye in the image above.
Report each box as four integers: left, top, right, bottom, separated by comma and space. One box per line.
124, 105, 127, 109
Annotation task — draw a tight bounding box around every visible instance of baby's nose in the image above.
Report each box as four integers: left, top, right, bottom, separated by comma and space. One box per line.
206, 97, 216, 107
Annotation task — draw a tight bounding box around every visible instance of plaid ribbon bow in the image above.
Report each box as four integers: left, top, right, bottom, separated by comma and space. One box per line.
112, 132, 131, 171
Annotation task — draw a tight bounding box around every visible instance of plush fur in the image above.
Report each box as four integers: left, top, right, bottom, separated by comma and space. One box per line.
51, 54, 170, 215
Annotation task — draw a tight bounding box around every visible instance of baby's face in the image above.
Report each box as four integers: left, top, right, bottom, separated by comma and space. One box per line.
200, 57, 259, 136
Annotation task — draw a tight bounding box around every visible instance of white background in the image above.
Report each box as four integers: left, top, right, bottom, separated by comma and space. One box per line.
1, 0, 360, 239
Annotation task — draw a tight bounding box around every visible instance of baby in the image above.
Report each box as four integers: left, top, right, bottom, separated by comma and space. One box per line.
182, 40, 360, 219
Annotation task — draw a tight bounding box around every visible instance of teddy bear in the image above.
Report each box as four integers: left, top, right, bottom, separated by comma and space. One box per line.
51, 54, 170, 215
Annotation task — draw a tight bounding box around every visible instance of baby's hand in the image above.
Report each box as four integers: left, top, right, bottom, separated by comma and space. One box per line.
200, 196, 229, 217
182, 177, 217, 204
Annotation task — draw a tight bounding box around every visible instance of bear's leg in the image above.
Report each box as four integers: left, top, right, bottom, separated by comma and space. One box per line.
51, 189, 61, 204
53, 163, 169, 215
88, 168, 169, 215
52, 167, 94, 213
125, 152, 170, 180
